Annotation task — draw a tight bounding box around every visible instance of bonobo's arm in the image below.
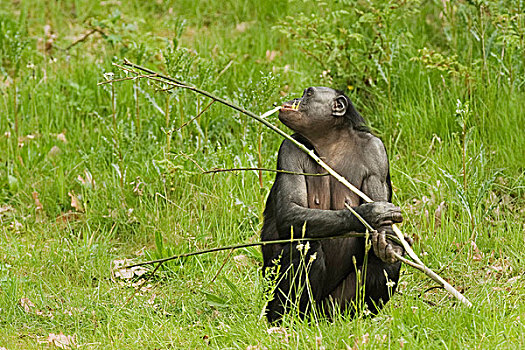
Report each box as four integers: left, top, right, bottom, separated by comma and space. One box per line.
361, 137, 406, 263
273, 139, 369, 239
361, 137, 392, 203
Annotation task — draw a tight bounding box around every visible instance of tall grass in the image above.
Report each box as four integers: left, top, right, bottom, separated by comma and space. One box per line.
0, 0, 524, 348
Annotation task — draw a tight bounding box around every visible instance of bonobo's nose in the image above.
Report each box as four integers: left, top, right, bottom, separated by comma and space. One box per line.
282, 98, 302, 111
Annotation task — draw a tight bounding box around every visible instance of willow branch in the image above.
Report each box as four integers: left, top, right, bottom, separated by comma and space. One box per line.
115, 60, 472, 307
120, 60, 417, 260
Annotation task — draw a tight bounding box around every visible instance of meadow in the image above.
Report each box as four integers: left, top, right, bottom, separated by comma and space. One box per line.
0, 0, 524, 348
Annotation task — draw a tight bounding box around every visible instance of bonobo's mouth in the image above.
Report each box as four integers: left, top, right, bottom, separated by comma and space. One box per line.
281, 99, 301, 112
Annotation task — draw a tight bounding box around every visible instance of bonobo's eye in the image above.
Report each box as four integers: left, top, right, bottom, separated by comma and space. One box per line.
306, 87, 314, 97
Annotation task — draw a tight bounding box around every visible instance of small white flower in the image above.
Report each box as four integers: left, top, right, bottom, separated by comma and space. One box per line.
103, 72, 115, 81
296, 243, 304, 253
309, 252, 317, 264
455, 99, 462, 114
386, 280, 396, 288
304, 241, 310, 253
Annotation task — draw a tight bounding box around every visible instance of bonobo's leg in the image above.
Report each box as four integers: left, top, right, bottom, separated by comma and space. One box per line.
322, 255, 401, 316
362, 255, 401, 314
266, 242, 326, 323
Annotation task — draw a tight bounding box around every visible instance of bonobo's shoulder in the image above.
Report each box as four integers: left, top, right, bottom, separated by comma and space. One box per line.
278, 133, 314, 156
277, 134, 313, 171
359, 133, 389, 172
356, 132, 387, 156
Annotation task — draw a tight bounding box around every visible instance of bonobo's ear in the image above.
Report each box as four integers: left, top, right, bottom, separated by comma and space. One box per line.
332, 95, 348, 117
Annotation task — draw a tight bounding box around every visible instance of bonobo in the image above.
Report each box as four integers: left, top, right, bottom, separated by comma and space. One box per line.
261, 87, 405, 322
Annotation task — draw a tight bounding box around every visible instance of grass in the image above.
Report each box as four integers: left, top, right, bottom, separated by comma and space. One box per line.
1, 0, 524, 348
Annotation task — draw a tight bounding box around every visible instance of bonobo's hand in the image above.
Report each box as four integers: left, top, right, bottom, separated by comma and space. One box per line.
354, 202, 403, 230
371, 226, 414, 264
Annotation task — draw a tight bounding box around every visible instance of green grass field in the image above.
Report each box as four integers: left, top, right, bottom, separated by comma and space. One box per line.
1, 0, 524, 348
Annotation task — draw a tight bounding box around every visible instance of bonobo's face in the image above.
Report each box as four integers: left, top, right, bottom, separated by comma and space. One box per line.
279, 87, 348, 141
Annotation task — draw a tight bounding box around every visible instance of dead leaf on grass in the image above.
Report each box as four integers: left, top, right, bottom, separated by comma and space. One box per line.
55, 211, 83, 227
316, 335, 323, 347
35, 308, 54, 319
145, 294, 156, 305
77, 169, 95, 189
111, 258, 148, 280
135, 247, 146, 256
266, 50, 280, 62
40, 332, 76, 349
68, 191, 84, 212
489, 258, 512, 276
55, 131, 68, 143
375, 334, 387, 344
233, 254, 250, 268
9, 220, 23, 233
351, 333, 370, 349
471, 241, 482, 261
235, 21, 253, 33
20, 298, 54, 318
32, 191, 44, 210
434, 201, 446, 227
42, 25, 58, 53
17, 134, 36, 148
131, 281, 153, 292
48, 145, 61, 158
0, 205, 14, 217
32, 191, 45, 223
267, 326, 290, 343
20, 298, 35, 313
246, 345, 268, 350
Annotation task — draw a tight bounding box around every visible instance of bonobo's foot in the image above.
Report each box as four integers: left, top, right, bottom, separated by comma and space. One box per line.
354, 202, 403, 229
371, 227, 414, 264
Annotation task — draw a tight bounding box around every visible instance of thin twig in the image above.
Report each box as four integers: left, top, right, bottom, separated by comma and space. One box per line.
123, 232, 377, 269
420, 286, 445, 297
114, 60, 473, 307
208, 248, 234, 285
177, 100, 215, 130
179, 153, 206, 173
393, 251, 471, 306
213, 60, 234, 83
113, 62, 139, 75
65, 28, 105, 51
120, 261, 163, 309
98, 74, 158, 86
203, 167, 329, 177
156, 85, 178, 92
396, 290, 437, 307
345, 183, 472, 306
